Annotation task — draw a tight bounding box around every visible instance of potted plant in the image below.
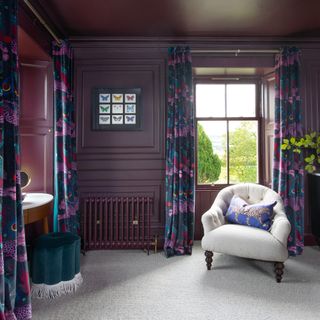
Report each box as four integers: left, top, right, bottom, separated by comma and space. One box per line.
281, 131, 320, 245
281, 131, 320, 173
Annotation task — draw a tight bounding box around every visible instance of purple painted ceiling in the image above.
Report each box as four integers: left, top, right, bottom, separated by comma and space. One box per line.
28, 0, 320, 38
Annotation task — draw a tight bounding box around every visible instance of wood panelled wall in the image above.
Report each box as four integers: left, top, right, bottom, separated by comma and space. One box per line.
301, 49, 320, 131
73, 46, 167, 241
20, 60, 53, 194
301, 48, 320, 243
19, 60, 54, 241
73, 41, 320, 243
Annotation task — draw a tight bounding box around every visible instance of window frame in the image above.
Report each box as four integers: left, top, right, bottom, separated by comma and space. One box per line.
194, 77, 263, 190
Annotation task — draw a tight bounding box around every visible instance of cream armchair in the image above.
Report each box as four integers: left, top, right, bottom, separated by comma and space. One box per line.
201, 183, 291, 282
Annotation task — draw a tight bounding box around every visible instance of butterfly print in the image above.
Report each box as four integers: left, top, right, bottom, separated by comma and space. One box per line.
112, 104, 123, 114
125, 115, 136, 124
99, 115, 110, 124
99, 104, 110, 113
125, 94, 136, 103
112, 94, 123, 102
99, 94, 110, 103
125, 104, 135, 113
112, 115, 123, 124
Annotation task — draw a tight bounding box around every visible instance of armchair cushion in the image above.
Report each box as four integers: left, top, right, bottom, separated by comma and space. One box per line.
201, 224, 289, 262
226, 195, 247, 211
225, 195, 277, 231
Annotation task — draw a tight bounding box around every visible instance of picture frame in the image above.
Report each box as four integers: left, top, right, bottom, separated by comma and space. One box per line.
92, 88, 142, 131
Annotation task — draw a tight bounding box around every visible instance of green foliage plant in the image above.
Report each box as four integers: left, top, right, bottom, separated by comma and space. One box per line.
227, 122, 257, 183
281, 131, 320, 173
197, 124, 222, 184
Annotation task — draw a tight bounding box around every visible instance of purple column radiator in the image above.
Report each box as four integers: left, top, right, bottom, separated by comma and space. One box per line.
82, 196, 153, 253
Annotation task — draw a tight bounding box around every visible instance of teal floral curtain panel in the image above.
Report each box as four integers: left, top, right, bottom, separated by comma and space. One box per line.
0, 1, 32, 318
52, 41, 79, 234
164, 47, 195, 257
272, 47, 304, 256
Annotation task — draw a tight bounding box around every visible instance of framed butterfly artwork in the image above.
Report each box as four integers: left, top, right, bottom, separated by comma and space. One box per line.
92, 88, 142, 130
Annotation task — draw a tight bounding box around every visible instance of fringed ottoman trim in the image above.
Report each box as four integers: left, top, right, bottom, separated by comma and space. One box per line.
31, 272, 83, 299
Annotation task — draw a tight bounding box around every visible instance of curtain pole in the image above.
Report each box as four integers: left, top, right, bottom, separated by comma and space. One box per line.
23, 0, 62, 45
191, 49, 280, 54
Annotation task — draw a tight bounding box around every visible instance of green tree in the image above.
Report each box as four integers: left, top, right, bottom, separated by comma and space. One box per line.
227, 122, 257, 183
198, 124, 221, 184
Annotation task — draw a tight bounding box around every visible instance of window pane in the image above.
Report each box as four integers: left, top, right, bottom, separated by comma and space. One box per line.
196, 84, 225, 117
226, 84, 256, 117
197, 121, 227, 184
228, 121, 258, 184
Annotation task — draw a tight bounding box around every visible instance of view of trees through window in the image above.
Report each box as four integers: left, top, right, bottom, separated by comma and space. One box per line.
196, 83, 259, 185
197, 123, 221, 183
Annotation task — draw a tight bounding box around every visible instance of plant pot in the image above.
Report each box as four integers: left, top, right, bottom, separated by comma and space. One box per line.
307, 172, 320, 245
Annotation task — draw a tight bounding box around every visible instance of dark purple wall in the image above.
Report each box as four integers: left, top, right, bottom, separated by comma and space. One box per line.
18, 4, 54, 239
18, 4, 52, 57
19, 3, 54, 195
20, 60, 54, 194
73, 45, 167, 241
300, 48, 320, 244
19, 59, 54, 241
73, 40, 320, 244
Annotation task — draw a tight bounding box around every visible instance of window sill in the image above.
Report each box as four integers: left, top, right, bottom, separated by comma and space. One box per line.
196, 184, 231, 191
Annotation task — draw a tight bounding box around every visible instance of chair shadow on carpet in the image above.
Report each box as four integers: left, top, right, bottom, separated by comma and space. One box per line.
201, 252, 320, 287
206, 254, 275, 277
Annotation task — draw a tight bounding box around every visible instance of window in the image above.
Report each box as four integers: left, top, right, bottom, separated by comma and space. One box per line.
196, 82, 259, 186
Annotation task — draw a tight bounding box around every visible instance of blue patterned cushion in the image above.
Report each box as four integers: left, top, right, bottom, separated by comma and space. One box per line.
225, 195, 277, 230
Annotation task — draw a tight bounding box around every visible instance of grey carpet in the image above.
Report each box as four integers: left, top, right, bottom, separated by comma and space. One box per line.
31, 242, 320, 320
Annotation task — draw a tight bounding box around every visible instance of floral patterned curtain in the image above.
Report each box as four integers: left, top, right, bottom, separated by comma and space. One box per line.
52, 41, 79, 234
164, 47, 195, 257
272, 47, 304, 256
0, 1, 32, 318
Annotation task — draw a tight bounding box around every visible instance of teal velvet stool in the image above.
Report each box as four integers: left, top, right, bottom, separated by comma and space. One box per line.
31, 232, 83, 299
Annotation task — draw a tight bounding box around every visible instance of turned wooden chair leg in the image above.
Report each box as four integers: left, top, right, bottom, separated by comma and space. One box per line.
205, 251, 213, 270
274, 262, 284, 283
